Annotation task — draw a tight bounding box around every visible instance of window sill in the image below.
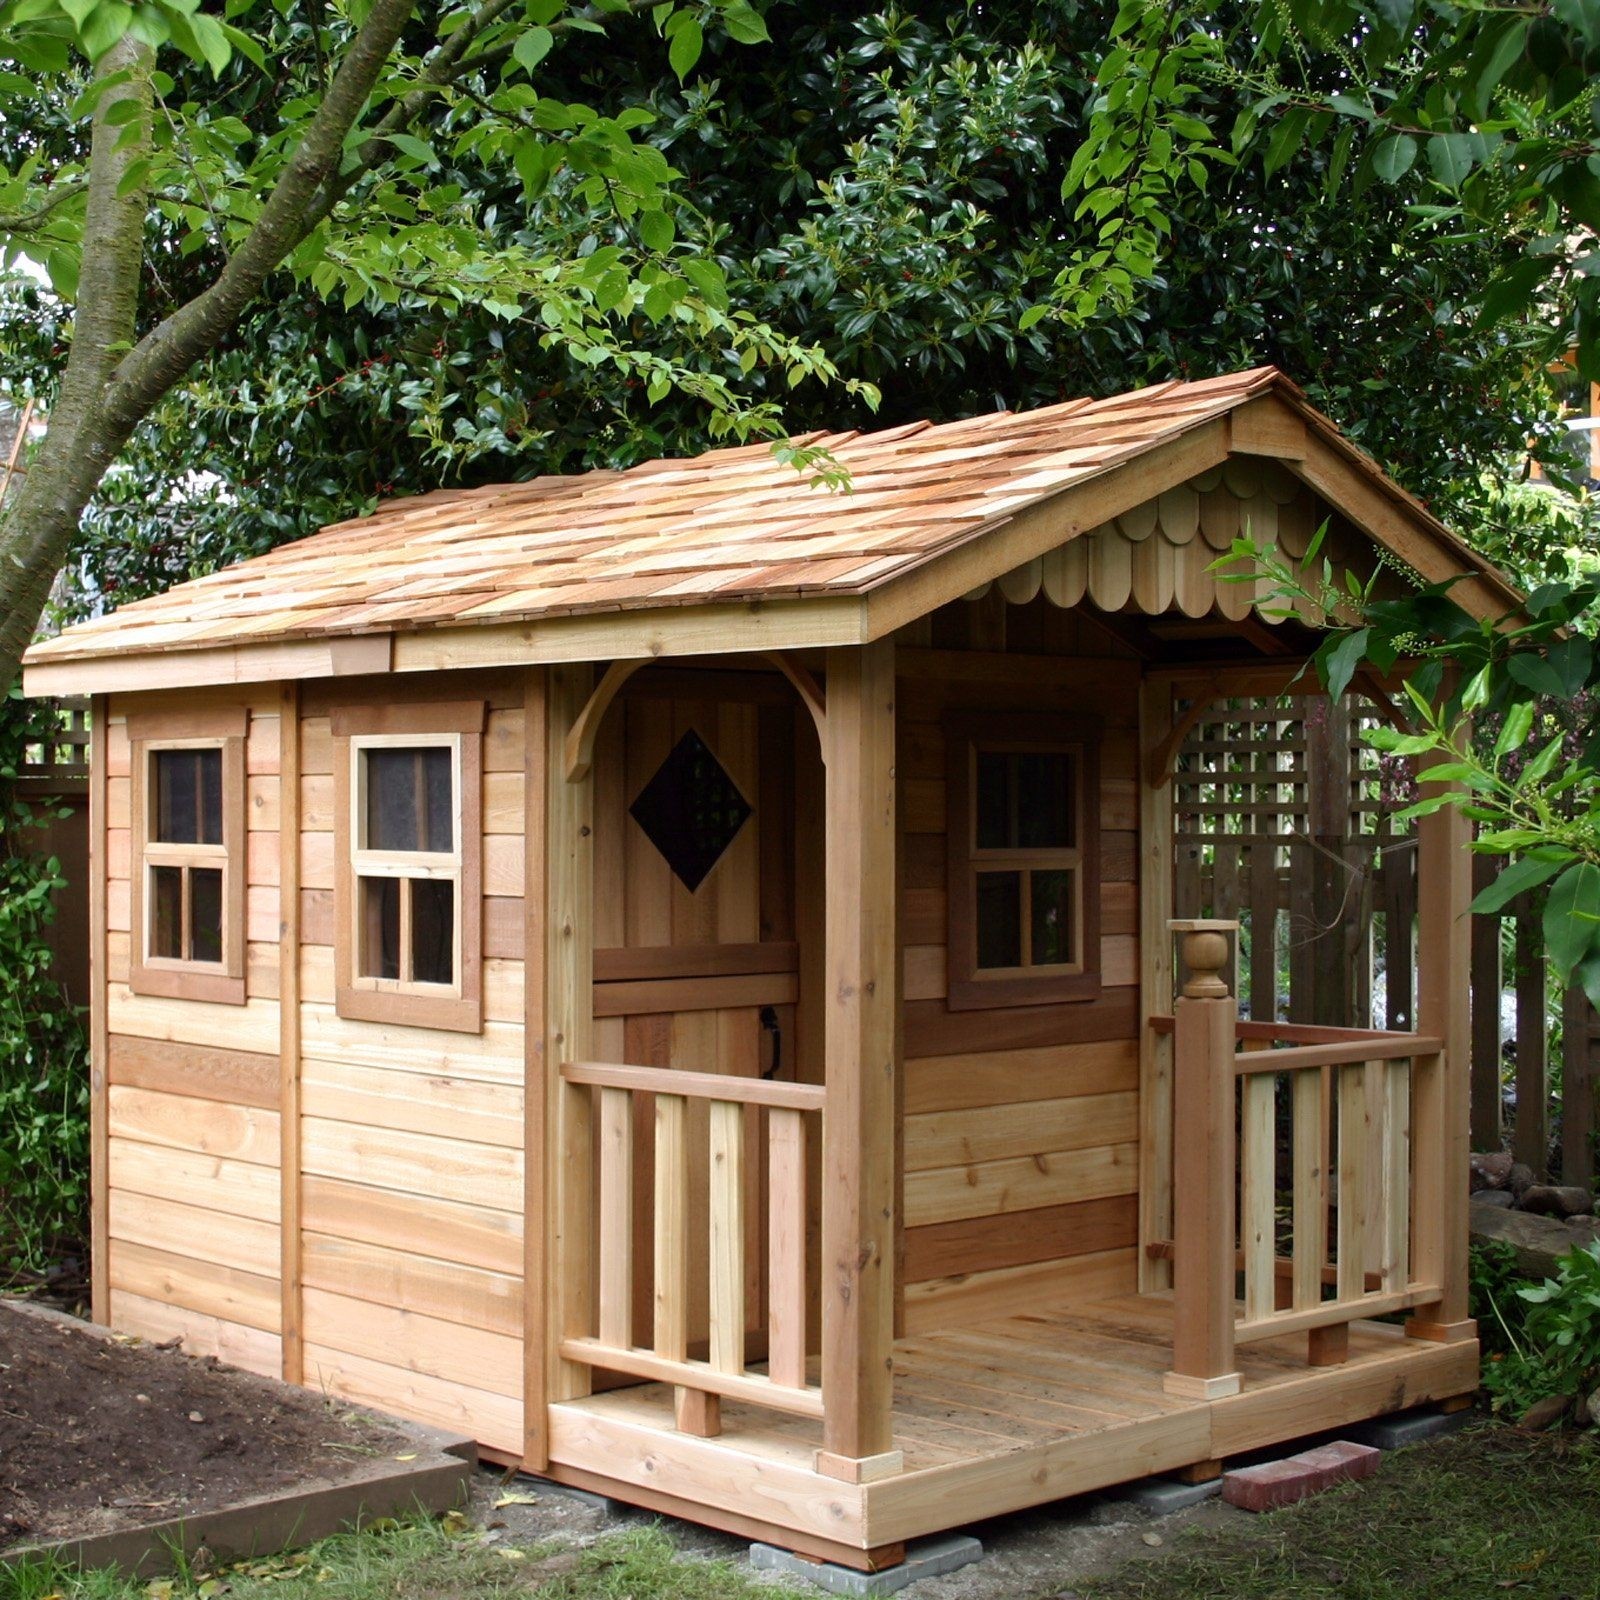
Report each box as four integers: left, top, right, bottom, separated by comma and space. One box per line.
945, 970, 1103, 1012
335, 984, 482, 1035
129, 967, 247, 1006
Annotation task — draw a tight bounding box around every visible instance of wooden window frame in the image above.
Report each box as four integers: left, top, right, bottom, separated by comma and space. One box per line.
333, 700, 484, 1034
944, 711, 1102, 1012
128, 707, 247, 1006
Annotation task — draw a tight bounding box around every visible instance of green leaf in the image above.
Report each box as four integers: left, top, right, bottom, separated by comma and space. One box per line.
668, 15, 703, 80
1494, 699, 1535, 758
80, 0, 133, 59
1544, 862, 1600, 986
1470, 853, 1570, 915
1322, 628, 1370, 703
638, 207, 674, 253
386, 133, 436, 165
1328, 93, 1375, 120
1264, 107, 1308, 177
187, 10, 233, 74
1506, 651, 1569, 699
513, 25, 553, 72
720, 2, 768, 44
1468, 16, 1530, 120
1371, 133, 1417, 183
1427, 132, 1482, 190
1371, 0, 1414, 31
1476, 257, 1548, 329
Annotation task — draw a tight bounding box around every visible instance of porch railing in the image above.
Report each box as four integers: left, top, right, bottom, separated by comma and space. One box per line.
1153, 920, 1445, 1397
558, 1060, 823, 1433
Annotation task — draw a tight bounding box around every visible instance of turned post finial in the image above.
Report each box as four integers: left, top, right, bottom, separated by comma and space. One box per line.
1169, 918, 1238, 1000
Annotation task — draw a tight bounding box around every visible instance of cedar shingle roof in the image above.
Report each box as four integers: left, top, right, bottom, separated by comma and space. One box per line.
26, 366, 1504, 666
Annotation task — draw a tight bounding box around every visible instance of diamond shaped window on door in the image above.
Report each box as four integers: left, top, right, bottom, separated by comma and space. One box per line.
629, 728, 753, 892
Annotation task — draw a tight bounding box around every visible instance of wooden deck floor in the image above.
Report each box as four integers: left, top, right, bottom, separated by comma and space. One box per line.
545, 1293, 1478, 1565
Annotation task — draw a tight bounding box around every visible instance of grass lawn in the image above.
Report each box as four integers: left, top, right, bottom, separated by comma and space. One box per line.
0, 1522, 811, 1600
1084, 1425, 1600, 1600
2, 1424, 1597, 1600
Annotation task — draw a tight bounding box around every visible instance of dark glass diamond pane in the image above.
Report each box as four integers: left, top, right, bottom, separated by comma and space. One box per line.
629, 728, 753, 892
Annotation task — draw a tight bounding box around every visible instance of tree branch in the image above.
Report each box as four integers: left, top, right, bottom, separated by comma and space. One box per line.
0, 179, 87, 238
100, 0, 420, 434
300, 0, 662, 228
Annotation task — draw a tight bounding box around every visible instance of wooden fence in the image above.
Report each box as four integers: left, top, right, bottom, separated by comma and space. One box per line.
10, 695, 92, 1008
1174, 693, 1597, 1186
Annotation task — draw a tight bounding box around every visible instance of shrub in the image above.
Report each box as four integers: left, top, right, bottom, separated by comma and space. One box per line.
1480, 1241, 1600, 1418
0, 684, 88, 1284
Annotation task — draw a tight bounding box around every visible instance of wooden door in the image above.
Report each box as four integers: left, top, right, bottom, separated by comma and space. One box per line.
590, 667, 819, 1357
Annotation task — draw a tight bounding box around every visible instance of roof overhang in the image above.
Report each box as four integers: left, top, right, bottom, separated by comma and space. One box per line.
23, 389, 1521, 700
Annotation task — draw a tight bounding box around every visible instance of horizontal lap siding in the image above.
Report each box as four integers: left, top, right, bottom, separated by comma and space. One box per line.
896, 646, 1142, 1331
102, 697, 284, 1377
291, 694, 526, 1455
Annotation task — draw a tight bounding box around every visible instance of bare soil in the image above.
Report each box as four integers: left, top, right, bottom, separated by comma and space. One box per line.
0, 1303, 406, 1550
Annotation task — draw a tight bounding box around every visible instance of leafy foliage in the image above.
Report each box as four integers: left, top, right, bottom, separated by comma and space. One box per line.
0, 684, 87, 1284
0, 3, 1579, 618
1471, 1239, 1534, 1363
1481, 1240, 1600, 1417
1059, 0, 1600, 394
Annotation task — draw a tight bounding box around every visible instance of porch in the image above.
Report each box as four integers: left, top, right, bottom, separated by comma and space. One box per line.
539, 981, 1476, 1566
543, 1294, 1476, 1564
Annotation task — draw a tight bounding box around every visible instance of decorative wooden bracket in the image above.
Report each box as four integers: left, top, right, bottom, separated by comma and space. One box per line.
1147, 677, 1223, 790
565, 652, 828, 783
564, 658, 647, 782
762, 651, 827, 748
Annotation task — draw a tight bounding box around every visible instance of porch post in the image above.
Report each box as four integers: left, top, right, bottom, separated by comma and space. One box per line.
1163, 919, 1242, 1400
543, 665, 596, 1413
816, 639, 901, 1483
1406, 752, 1476, 1344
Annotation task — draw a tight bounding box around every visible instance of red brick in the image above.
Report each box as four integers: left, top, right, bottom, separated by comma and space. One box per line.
1222, 1440, 1380, 1512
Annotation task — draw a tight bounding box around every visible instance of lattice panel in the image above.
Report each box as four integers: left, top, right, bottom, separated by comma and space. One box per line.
1172, 694, 1416, 1031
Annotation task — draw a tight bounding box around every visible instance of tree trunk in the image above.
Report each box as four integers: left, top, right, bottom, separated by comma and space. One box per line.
0, 0, 419, 687
0, 35, 152, 682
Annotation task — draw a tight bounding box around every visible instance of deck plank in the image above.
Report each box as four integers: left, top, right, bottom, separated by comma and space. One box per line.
547, 1290, 1479, 1555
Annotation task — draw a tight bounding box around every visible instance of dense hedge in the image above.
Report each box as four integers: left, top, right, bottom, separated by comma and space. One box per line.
0, 684, 87, 1286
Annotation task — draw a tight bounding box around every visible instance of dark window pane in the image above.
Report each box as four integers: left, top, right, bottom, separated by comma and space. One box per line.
974, 749, 1075, 851
151, 865, 183, 959
189, 867, 223, 963
629, 728, 752, 892
153, 748, 223, 845
1015, 752, 1074, 849
423, 751, 453, 852
975, 751, 1010, 850
365, 748, 453, 853
1030, 869, 1076, 967
411, 878, 455, 985
975, 871, 1022, 969
360, 876, 401, 980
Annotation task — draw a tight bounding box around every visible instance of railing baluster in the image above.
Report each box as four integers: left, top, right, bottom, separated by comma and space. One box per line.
1336, 1063, 1370, 1303
768, 1107, 808, 1390
1380, 1060, 1411, 1290
709, 1099, 745, 1377
654, 1093, 688, 1361
558, 1061, 824, 1427
1240, 1073, 1277, 1322
1290, 1067, 1323, 1310
597, 1086, 633, 1349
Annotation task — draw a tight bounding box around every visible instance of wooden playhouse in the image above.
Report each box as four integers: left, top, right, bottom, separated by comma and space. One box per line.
24, 367, 1510, 1571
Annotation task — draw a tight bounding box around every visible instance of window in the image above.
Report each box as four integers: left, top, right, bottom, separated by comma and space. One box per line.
628, 726, 752, 892
333, 702, 484, 1033
945, 712, 1101, 1010
128, 709, 247, 1005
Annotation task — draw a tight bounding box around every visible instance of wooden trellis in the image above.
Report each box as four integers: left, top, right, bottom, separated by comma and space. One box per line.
1174, 694, 1598, 1184
1173, 694, 1417, 1032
